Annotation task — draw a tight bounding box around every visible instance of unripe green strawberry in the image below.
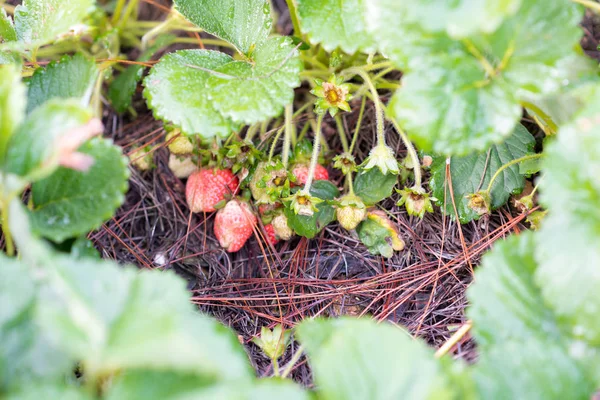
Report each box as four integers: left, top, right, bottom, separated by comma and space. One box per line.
168, 154, 198, 178
271, 213, 293, 241
186, 168, 239, 213
166, 129, 194, 155
250, 161, 291, 204
130, 146, 153, 171
336, 194, 366, 230
214, 199, 257, 252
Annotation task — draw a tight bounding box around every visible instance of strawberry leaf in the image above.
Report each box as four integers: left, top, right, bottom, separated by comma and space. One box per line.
367, 0, 585, 155
429, 124, 535, 223
536, 92, 600, 346
173, 0, 273, 56
296, 318, 453, 399
296, 0, 374, 54
108, 35, 175, 114
4, 383, 93, 400
353, 167, 397, 205
29, 138, 129, 242
144, 50, 238, 138
208, 37, 302, 124
392, 0, 522, 38
6, 201, 254, 383
356, 217, 395, 258
145, 37, 301, 137
284, 180, 339, 239
0, 8, 16, 42
4, 99, 92, 180
14, 0, 94, 48
0, 64, 25, 163
468, 233, 596, 398
0, 256, 71, 391
388, 56, 522, 155
106, 372, 307, 400
26, 53, 98, 114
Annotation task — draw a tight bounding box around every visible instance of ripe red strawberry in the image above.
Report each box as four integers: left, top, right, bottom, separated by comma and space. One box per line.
186, 168, 239, 213
264, 224, 278, 245
214, 200, 257, 252
291, 164, 329, 186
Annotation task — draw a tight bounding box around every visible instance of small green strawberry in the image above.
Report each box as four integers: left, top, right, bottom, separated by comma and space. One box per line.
336, 194, 366, 230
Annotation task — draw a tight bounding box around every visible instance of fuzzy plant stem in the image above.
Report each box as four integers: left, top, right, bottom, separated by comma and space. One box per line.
345, 68, 387, 148
282, 104, 293, 168
334, 114, 350, 153
1, 201, 14, 257
485, 153, 543, 193
280, 345, 305, 378
572, 0, 600, 13
303, 113, 325, 193
349, 96, 366, 153
390, 118, 423, 189
285, 0, 303, 38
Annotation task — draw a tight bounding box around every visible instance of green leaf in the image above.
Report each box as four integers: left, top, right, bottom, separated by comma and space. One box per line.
70, 236, 100, 259
108, 35, 175, 114
0, 256, 71, 391
296, 0, 374, 54
145, 37, 301, 137
368, 0, 585, 155
391, 0, 522, 38
429, 124, 535, 223
4, 99, 92, 180
536, 94, 600, 346
105, 370, 213, 400
468, 233, 596, 398
0, 8, 17, 42
284, 180, 339, 239
353, 167, 397, 205
173, 0, 273, 56
206, 37, 302, 124
14, 0, 94, 47
26, 53, 98, 114
0, 63, 25, 163
144, 50, 237, 138
356, 217, 396, 258
34, 256, 253, 380
296, 317, 453, 400
388, 55, 522, 155
107, 372, 307, 400
5, 383, 93, 400
29, 138, 128, 242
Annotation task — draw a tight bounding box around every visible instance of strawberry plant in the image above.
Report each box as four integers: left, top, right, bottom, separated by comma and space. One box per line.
2, 0, 600, 398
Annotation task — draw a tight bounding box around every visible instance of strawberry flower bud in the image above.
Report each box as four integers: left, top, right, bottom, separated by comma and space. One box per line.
333, 152, 358, 175
396, 186, 435, 219
311, 75, 351, 117
466, 191, 491, 216
362, 144, 400, 175
251, 324, 291, 360
288, 189, 322, 216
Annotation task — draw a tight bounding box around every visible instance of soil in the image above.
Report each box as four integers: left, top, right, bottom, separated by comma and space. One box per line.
6, 0, 600, 385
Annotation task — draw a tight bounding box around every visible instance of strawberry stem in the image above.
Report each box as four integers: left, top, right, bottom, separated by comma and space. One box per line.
334, 114, 349, 153
485, 153, 543, 193
390, 118, 423, 190
343, 68, 386, 148
282, 104, 293, 168
303, 113, 325, 193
